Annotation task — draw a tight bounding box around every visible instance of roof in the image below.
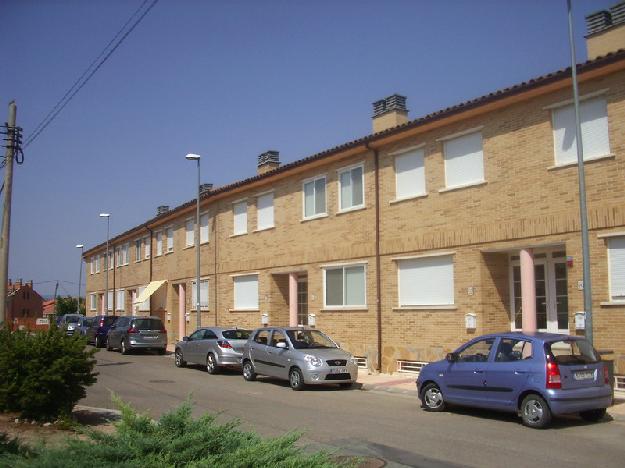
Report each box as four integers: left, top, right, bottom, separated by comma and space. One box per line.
42, 299, 55, 315
83, 48, 625, 256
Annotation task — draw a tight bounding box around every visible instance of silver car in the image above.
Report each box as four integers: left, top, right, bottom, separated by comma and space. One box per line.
241, 327, 358, 390
174, 327, 251, 374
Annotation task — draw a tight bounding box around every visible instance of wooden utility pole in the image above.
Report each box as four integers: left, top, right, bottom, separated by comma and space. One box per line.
0, 101, 17, 324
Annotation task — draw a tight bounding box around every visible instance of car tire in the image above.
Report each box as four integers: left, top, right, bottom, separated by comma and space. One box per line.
157, 348, 166, 355
106, 338, 113, 352
421, 383, 446, 412
521, 394, 552, 429
95, 336, 102, 348
579, 408, 607, 422
289, 367, 305, 391
174, 349, 186, 368
339, 382, 353, 389
120, 339, 130, 355
242, 360, 256, 381
206, 353, 219, 375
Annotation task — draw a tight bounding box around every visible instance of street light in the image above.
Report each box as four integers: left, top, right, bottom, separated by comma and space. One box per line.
185, 153, 201, 330
76, 244, 84, 314
99, 213, 110, 316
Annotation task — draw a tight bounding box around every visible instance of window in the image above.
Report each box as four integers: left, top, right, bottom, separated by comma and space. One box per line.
303, 176, 326, 219
108, 251, 113, 270
135, 239, 142, 262
324, 264, 366, 307
608, 237, 625, 302
116, 247, 122, 267
233, 201, 247, 235
200, 212, 209, 243
257, 192, 274, 230
338, 165, 364, 211
95, 255, 100, 273
89, 294, 97, 311
233, 274, 258, 310
395, 148, 426, 199
269, 330, 287, 347
107, 291, 113, 311
189, 329, 204, 341
166, 227, 174, 252
156, 231, 163, 256
457, 338, 495, 362
254, 329, 270, 345
122, 243, 129, 265
144, 237, 151, 259
443, 131, 484, 189
90, 257, 94, 275
552, 97, 610, 166
185, 218, 194, 247
495, 339, 533, 362
116, 290, 125, 311
136, 286, 150, 311
191, 279, 209, 310
397, 255, 454, 306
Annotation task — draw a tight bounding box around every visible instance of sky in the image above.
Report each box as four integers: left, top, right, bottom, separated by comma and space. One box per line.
0, 0, 617, 297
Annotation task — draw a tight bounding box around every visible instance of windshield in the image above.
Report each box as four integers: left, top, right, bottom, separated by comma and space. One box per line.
65, 315, 81, 323
286, 330, 337, 349
222, 329, 251, 340
546, 339, 599, 365
133, 318, 163, 330
102, 316, 117, 326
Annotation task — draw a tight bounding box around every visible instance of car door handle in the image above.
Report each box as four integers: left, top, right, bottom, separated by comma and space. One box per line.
514, 370, 526, 375
473, 370, 484, 374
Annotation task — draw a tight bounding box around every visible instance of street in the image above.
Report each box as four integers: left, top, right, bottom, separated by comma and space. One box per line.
80, 348, 625, 468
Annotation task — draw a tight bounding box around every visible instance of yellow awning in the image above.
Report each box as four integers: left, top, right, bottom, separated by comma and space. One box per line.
134, 280, 166, 304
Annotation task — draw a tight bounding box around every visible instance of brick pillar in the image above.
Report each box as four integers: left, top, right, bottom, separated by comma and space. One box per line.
520, 248, 537, 333
178, 283, 186, 339
289, 273, 298, 327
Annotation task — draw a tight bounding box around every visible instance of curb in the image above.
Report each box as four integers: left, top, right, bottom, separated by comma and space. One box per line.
73, 404, 122, 417
360, 382, 419, 397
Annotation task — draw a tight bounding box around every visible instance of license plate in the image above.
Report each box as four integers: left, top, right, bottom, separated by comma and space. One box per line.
574, 370, 595, 381
330, 367, 348, 374
143, 335, 157, 340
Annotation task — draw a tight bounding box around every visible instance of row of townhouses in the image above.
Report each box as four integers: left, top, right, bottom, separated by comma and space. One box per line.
84, 8, 625, 375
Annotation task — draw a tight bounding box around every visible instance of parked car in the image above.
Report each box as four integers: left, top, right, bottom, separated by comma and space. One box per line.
57, 314, 83, 336
241, 327, 358, 390
174, 327, 251, 373
416, 332, 613, 428
85, 315, 119, 348
106, 316, 167, 355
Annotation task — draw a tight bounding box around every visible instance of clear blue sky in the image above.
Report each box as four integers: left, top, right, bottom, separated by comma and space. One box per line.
0, 0, 616, 297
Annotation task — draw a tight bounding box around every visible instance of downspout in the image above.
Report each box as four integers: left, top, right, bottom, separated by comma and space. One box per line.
213, 210, 218, 326
147, 226, 153, 313
366, 142, 383, 373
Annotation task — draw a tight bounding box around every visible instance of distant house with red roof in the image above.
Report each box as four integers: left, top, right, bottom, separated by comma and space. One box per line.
5, 279, 45, 329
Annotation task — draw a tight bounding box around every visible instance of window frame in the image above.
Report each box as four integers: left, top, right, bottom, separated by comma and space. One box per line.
155, 230, 163, 256
393, 146, 427, 201
200, 212, 209, 244
144, 236, 151, 259
322, 262, 367, 309
608, 236, 625, 303
166, 227, 174, 253
185, 218, 195, 248
135, 239, 142, 262
190, 278, 210, 311
232, 273, 259, 311
337, 163, 365, 213
256, 191, 275, 231
89, 294, 97, 311
302, 175, 327, 220
396, 253, 455, 308
441, 130, 485, 191
233, 200, 248, 236
116, 289, 125, 312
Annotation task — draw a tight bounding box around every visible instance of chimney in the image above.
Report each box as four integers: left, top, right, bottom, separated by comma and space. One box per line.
27, 280, 33, 288
257, 150, 280, 175
14, 279, 22, 289
372, 94, 409, 133
586, 2, 625, 60
157, 205, 170, 216
199, 183, 213, 196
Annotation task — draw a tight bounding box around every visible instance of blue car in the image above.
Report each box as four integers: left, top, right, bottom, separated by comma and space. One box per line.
416, 332, 612, 428
85, 315, 119, 348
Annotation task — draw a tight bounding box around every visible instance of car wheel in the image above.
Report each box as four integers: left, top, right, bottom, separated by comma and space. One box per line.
339, 382, 353, 389
120, 339, 130, 355
242, 361, 256, 381
95, 336, 102, 348
106, 338, 113, 351
521, 394, 552, 429
579, 408, 607, 422
174, 349, 186, 368
289, 367, 305, 391
421, 383, 446, 412
206, 353, 219, 374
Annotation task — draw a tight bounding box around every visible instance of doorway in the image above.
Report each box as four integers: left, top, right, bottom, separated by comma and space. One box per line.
297, 276, 308, 326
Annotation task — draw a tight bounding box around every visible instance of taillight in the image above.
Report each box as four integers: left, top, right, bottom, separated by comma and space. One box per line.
99, 319, 105, 328
160, 327, 167, 334
546, 360, 562, 389
127, 327, 139, 334
604, 365, 609, 385
217, 340, 232, 349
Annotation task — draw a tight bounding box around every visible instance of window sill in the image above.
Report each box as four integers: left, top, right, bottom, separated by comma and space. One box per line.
393, 305, 457, 311
301, 213, 329, 223
336, 205, 366, 216
200, 241, 209, 245
165, 251, 174, 255
390, 193, 428, 205
190, 309, 211, 312
253, 226, 275, 233
183, 245, 194, 250
600, 301, 625, 307
229, 308, 260, 312
230, 232, 247, 238
548, 153, 615, 171
438, 181, 486, 194
321, 306, 368, 311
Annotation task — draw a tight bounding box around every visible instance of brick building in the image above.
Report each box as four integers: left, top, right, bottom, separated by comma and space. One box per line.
5, 279, 44, 329
84, 8, 625, 374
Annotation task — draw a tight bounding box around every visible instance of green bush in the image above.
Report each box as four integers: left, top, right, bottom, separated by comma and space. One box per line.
0, 326, 97, 420
0, 399, 351, 467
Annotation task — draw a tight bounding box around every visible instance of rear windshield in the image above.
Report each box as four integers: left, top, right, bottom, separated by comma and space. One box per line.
222, 329, 251, 340
102, 316, 118, 326
546, 339, 599, 365
133, 318, 163, 330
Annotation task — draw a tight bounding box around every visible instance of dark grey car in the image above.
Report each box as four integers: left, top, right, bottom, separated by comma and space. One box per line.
106, 316, 167, 355
174, 327, 251, 374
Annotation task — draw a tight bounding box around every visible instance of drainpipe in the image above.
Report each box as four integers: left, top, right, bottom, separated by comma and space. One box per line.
213, 210, 218, 326
147, 226, 153, 314
366, 142, 383, 373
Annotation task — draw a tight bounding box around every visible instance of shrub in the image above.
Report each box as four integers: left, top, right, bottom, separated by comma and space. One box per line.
0, 398, 352, 467
0, 326, 97, 420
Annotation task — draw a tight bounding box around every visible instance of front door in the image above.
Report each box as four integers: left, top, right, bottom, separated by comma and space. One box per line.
510, 250, 569, 333
297, 277, 308, 326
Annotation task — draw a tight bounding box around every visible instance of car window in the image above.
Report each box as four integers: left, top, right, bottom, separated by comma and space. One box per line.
189, 330, 204, 341
286, 329, 337, 349
457, 338, 495, 362
269, 330, 287, 347
495, 338, 533, 362
222, 329, 251, 340
546, 339, 599, 365
133, 318, 163, 330
102, 316, 117, 326
66, 315, 81, 324
204, 330, 218, 340
115, 318, 126, 327
254, 330, 270, 345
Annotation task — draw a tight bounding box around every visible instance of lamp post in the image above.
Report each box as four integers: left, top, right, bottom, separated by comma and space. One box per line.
76, 244, 84, 314
99, 213, 110, 316
185, 153, 201, 330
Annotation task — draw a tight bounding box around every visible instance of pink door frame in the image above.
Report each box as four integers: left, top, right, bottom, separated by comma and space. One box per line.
520, 248, 537, 333
178, 283, 186, 339
289, 273, 298, 326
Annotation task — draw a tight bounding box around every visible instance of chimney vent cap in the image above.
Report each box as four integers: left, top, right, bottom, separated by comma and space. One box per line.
157, 205, 170, 216
258, 150, 280, 168
372, 94, 408, 118
199, 183, 213, 195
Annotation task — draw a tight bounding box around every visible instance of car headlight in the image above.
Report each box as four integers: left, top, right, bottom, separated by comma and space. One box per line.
304, 355, 323, 367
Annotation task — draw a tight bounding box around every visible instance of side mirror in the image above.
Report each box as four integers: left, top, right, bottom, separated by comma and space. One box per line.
276, 342, 288, 349
446, 352, 459, 362
182, 336, 189, 341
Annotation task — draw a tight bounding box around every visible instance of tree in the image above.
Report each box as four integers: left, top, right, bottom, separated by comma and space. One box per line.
55, 296, 85, 316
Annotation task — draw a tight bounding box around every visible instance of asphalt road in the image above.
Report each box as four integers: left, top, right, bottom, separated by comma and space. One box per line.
81, 348, 625, 468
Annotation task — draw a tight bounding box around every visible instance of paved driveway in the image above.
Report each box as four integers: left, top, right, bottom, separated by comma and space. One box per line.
81, 349, 625, 468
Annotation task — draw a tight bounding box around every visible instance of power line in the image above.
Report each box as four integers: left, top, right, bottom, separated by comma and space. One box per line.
25, 0, 159, 148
